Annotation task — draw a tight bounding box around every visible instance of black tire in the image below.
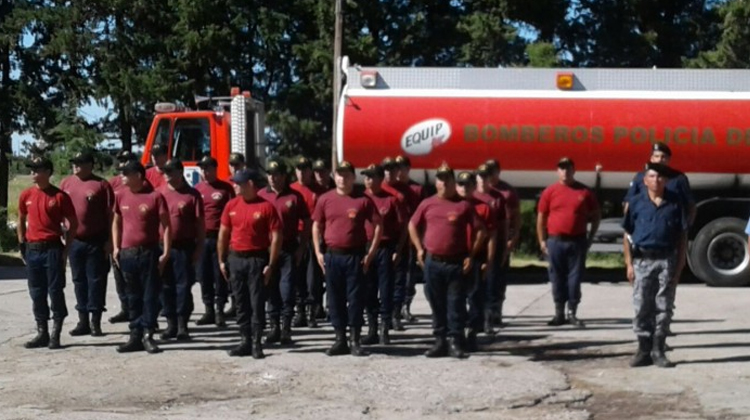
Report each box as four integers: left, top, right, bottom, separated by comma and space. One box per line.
689, 217, 750, 287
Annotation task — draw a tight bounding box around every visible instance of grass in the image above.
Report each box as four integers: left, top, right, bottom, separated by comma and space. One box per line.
6, 175, 33, 223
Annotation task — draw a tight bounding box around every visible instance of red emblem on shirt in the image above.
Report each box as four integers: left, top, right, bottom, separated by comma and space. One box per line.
139, 204, 149, 214
86, 190, 95, 202
178, 201, 186, 210
48, 199, 57, 208
253, 211, 262, 220
347, 208, 357, 219
211, 192, 223, 201
379, 207, 388, 215
285, 200, 293, 208
447, 211, 458, 223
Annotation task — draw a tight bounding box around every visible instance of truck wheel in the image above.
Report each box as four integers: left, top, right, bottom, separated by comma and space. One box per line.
689, 217, 750, 287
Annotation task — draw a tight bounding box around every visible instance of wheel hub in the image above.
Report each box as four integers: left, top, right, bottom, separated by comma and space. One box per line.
707, 232, 750, 276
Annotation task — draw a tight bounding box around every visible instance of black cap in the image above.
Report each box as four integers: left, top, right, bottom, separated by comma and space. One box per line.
335, 161, 355, 174
295, 156, 312, 169
557, 157, 575, 169
116, 150, 136, 163
197, 156, 218, 168
70, 151, 95, 165
229, 153, 245, 166
485, 159, 500, 172
361, 164, 385, 178
163, 159, 184, 174
456, 171, 476, 186
151, 143, 168, 157
26, 156, 53, 172
436, 162, 454, 179
266, 159, 288, 175
476, 163, 491, 177
395, 155, 411, 168
645, 162, 671, 177
312, 159, 329, 172
652, 142, 672, 157
381, 157, 397, 169
231, 168, 264, 184
119, 160, 145, 176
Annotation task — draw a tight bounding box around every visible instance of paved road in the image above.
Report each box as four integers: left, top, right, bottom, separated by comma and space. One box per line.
0, 267, 747, 419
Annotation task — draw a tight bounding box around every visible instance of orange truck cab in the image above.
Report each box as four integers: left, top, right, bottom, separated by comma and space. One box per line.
141, 88, 267, 185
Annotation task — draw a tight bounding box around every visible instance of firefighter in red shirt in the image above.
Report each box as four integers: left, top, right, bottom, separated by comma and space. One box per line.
112, 160, 172, 354
195, 156, 235, 327
408, 163, 486, 359
60, 151, 114, 338
218, 169, 282, 358
145, 143, 168, 189
312, 159, 335, 193
536, 157, 601, 328
312, 161, 383, 357
258, 158, 311, 345
158, 159, 205, 341
17, 157, 78, 350
228, 153, 247, 197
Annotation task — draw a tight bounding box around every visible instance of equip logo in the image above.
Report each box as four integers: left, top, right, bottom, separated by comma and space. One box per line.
401, 119, 451, 156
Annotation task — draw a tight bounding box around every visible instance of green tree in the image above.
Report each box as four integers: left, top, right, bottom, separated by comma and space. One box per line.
690, 0, 750, 68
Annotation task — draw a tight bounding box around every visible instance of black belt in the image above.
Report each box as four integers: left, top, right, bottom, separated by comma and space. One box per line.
229, 249, 269, 259
205, 231, 219, 239
548, 234, 587, 242
75, 235, 107, 244
428, 253, 465, 264
121, 245, 158, 255
327, 247, 365, 256
26, 241, 62, 251
633, 247, 673, 259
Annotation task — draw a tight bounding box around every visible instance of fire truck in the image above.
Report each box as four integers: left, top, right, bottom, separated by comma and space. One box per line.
337, 60, 750, 287
141, 88, 267, 186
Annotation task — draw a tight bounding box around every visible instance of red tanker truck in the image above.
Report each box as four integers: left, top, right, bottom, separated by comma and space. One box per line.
337, 61, 750, 287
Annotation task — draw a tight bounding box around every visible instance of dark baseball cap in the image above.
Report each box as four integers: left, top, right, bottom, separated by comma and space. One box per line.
231, 168, 264, 184
381, 157, 397, 169
151, 143, 168, 157
313, 159, 329, 172
456, 171, 476, 186
395, 155, 411, 168
266, 159, 288, 175
116, 150, 136, 163
26, 156, 53, 172
295, 156, 312, 169
229, 153, 245, 166
119, 160, 146, 176
557, 157, 575, 169
476, 163, 492, 177
485, 159, 500, 172
436, 162, 454, 179
652, 142, 672, 157
70, 151, 95, 165
163, 159, 184, 174
335, 161, 355, 174
645, 162, 671, 177
361, 164, 385, 178
197, 156, 218, 168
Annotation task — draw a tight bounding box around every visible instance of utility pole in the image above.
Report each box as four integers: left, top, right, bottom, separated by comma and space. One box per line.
331, 0, 343, 169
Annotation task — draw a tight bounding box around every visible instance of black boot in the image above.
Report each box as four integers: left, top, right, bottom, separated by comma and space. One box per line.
350, 328, 369, 357
227, 329, 252, 357
195, 304, 215, 326
308, 304, 319, 328
265, 320, 281, 344
425, 336, 448, 358
224, 297, 237, 319
379, 322, 390, 345
160, 317, 178, 340
49, 319, 63, 349
90, 312, 103, 337
108, 308, 129, 324
326, 329, 350, 356
629, 336, 653, 367
292, 304, 308, 328
280, 318, 293, 345
402, 302, 416, 322
567, 304, 586, 328
69, 311, 91, 336
315, 304, 327, 319
392, 305, 405, 331
448, 335, 467, 359
142, 329, 162, 354
176, 316, 191, 341
496, 302, 505, 328
547, 303, 566, 326
484, 309, 496, 335
116, 329, 144, 353
214, 304, 227, 328
361, 315, 379, 345
24, 321, 49, 349
466, 329, 479, 353
252, 330, 265, 359
651, 335, 675, 368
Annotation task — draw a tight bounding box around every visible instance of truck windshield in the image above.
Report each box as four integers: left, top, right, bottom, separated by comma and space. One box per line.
172, 118, 211, 162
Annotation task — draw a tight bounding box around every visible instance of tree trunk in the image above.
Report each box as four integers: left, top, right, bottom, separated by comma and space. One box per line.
0, 0, 12, 216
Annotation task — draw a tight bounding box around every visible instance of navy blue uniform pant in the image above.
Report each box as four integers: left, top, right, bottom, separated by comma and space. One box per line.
365, 245, 395, 326
325, 252, 366, 330
228, 252, 267, 333
69, 239, 107, 313
423, 255, 467, 338
303, 245, 325, 307
467, 259, 487, 330
26, 245, 68, 322
267, 245, 298, 322
119, 246, 161, 332
197, 237, 229, 307
161, 245, 196, 319
547, 237, 587, 306
111, 255, 128, 311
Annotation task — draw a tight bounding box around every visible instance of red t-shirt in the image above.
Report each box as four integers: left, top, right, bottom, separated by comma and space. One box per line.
410, 195, 482, 257
258, 186, 310, 245
195, 180, 235, 232
146, 166, 166, 189
384, 181, 420, 215
60, 175, 114, 239
493, 180, 521, 220
466, 197, 495, 251
19, 186, 77, 243
220, 197, 281, 252
159, 184, 205, 241
538, 181, 599, 236
114, 187, 169, 248
108, 175, 125, 193
312, 190, 381, 249
474, 190, 507, 232
290, 181, 317, 232
365, 188, 406, 243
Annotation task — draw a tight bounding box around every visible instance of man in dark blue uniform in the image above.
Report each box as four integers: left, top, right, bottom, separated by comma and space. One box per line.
623, 163, 688, 368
